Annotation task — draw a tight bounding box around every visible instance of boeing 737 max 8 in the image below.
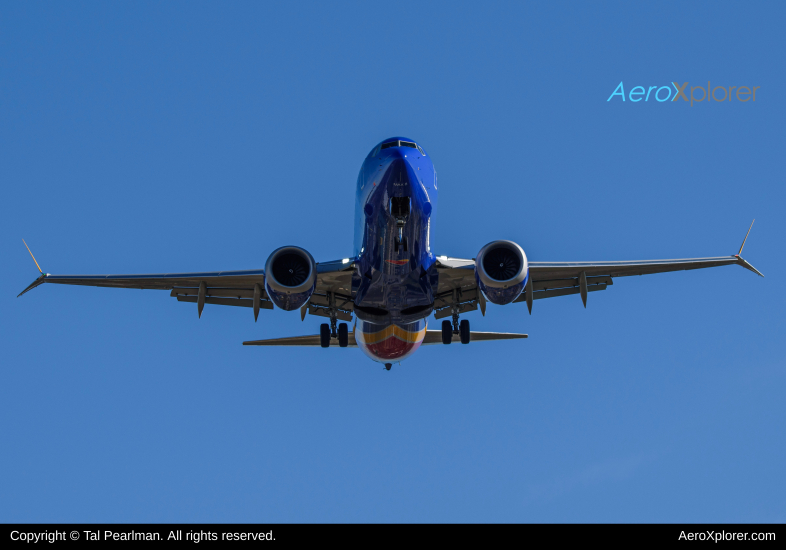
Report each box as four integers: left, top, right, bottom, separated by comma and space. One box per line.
19, 137, 763, 369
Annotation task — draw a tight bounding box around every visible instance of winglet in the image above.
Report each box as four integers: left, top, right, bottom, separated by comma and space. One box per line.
18, 273, 47, 297
737, 220, 755, 256
733, 220, 763, 277
736, 256, 764, 278
23, 239, 43, 274
18, 240, 48, 297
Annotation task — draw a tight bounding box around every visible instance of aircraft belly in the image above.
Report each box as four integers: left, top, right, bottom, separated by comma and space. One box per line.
353, 150, 437, 322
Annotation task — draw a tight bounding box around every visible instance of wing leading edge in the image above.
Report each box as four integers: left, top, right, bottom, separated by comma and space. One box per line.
16, 252, 356, 321
433, 252, 762, 317
242, 330, 527, 347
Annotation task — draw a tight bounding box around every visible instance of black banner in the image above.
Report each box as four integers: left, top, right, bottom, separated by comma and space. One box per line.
1, 524, 782, 544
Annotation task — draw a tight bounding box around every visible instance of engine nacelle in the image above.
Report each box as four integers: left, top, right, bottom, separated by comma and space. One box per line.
264, 246, 317, 311
474, 240, 528, 305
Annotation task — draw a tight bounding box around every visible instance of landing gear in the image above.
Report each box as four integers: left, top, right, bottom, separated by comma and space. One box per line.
391, 197, 410, 254
443, 309, 471, 345
459, 319, 470, 344
318, 293, 349, 349
441, 320, 452, 345
320, 323, 330, 348
338, 322, 348, 347
384, 363, 392, 371
394, 236, 408, 253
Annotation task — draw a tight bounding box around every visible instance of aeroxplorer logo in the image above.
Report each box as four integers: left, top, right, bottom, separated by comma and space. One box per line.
607, 81, 760, 105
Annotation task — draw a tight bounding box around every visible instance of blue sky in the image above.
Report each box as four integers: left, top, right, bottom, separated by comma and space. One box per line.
1, 1, 784, 522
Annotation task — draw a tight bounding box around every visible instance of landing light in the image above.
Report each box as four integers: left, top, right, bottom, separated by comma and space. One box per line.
342, 258, 350, 264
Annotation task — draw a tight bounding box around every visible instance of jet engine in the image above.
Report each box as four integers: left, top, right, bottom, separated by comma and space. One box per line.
474, 240, 528, 305
264, 246, 317, 311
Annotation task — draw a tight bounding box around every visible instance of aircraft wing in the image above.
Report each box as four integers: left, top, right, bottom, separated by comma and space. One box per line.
17, 256, 355, 319
433, 253, 763, 317
242, 330, 526, 347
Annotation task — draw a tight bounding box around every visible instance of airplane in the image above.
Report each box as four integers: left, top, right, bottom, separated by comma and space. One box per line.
19, 137, 763, 370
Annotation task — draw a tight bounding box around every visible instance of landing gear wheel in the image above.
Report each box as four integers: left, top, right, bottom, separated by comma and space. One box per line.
441, 320, 453, 345
338, 323, 348, 347
394, 237, 409, 254
385, 363, 392, 371
459, 319, 470, 344
320, 323, 331, 348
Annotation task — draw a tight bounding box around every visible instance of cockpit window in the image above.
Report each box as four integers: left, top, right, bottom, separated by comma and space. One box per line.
380, 140, 419, 151
416, 145, 425, 155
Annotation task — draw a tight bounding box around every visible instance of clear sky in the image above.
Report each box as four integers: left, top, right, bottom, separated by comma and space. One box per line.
1, 1, 784, 522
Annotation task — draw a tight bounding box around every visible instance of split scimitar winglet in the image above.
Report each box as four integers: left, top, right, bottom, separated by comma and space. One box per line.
737, 219, 755, 256
23, 239, 43, 274
734, 220, 764, 277
17, 240, 48, 297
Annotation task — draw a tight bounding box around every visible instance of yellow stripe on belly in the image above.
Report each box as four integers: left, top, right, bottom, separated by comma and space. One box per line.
356, 324, 427, 345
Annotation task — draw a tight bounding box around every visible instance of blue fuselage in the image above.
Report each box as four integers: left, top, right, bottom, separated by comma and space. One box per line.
351, 137, 438, 362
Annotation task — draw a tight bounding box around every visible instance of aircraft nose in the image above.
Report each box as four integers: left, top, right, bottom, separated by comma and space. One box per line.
386, 157, 417, 195
386, 148, 406, 160
386, 146, 419, 161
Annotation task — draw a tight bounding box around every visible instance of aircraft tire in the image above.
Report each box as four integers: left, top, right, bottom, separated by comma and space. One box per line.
460, 319, 470, 344
441, 320, 452, 345
320, 323, 330, 348
338, 323, 348, 347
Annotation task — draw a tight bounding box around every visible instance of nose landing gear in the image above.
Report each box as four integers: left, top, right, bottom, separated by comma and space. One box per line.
394, 235, 408, 253
391, 197, 410, 254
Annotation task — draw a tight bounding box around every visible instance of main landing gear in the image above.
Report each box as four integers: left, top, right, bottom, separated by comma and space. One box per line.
319, 292, 349, 348
441, 312, 471, 345
320, 322, 349, 347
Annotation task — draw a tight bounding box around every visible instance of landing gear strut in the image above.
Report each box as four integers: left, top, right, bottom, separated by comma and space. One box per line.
384, 363, 392, 371
321, 291, 348, 348
391, 196, 409, 253
441, 290, 471, 345
394, 235, 408, 253
328, 292, 338, 338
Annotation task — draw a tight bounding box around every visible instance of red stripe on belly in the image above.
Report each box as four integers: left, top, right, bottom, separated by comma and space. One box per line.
364, 337, 421, 360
